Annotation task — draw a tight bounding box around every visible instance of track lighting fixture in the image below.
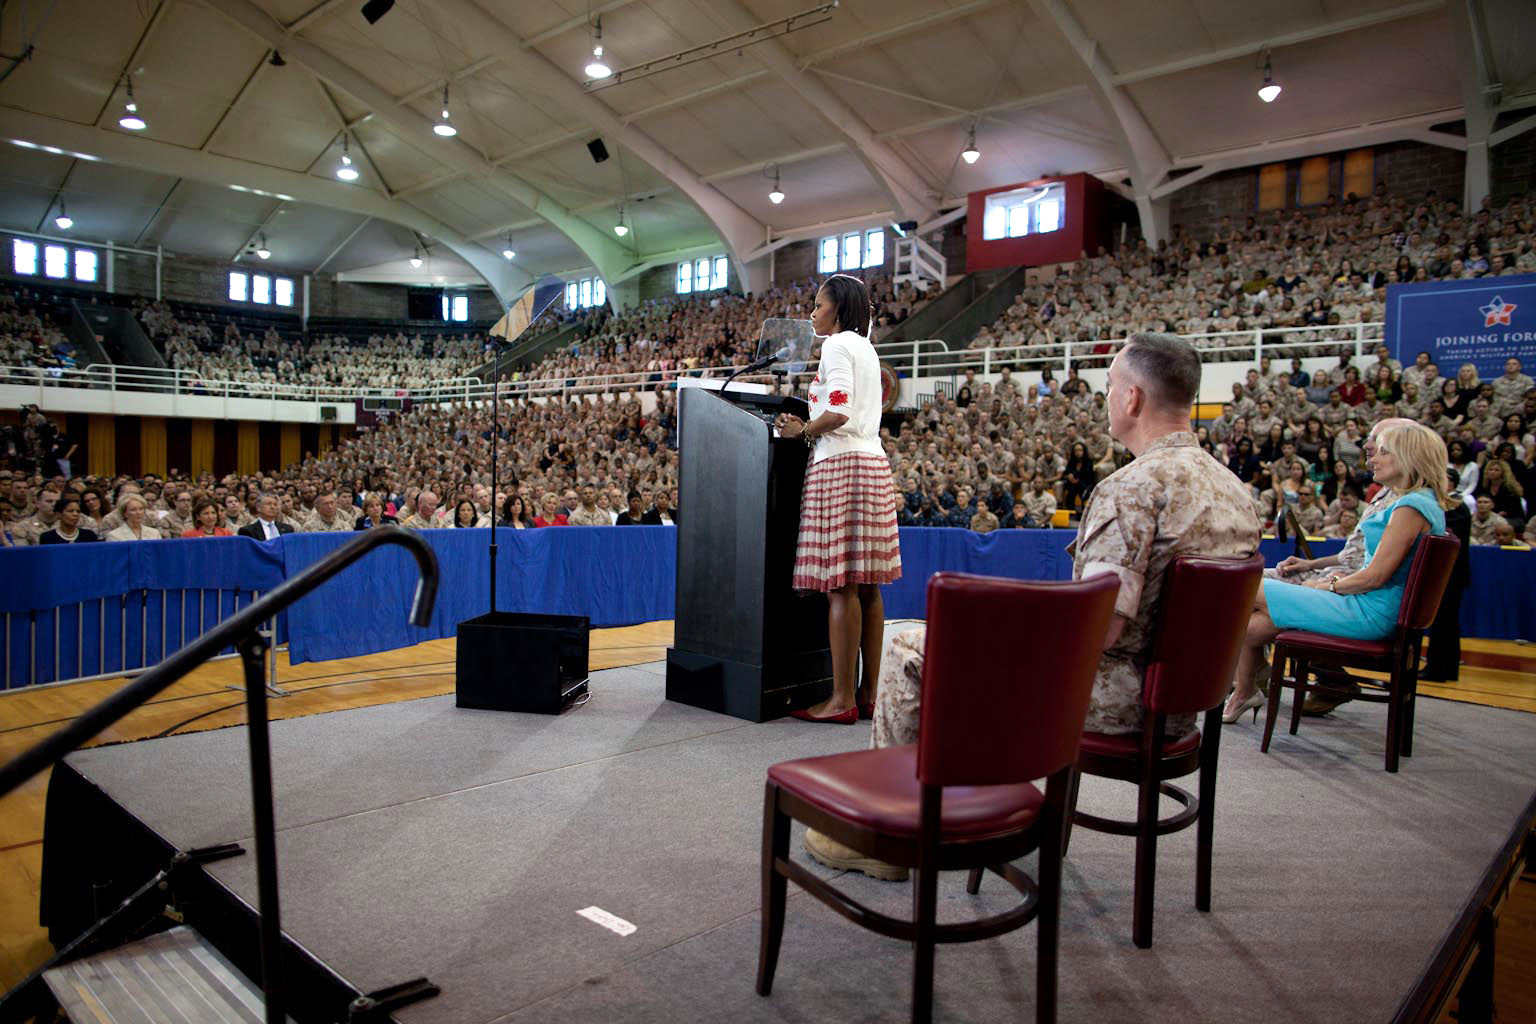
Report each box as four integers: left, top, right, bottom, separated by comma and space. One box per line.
54, 201, 72, 231
961, 124, 980, 165
766, 164, 784, 205
336, 135, 359, 181
585, 17, 612, 79
434, 84, 457, 137
1257, 48, 1281, 103
118, 79, 147, 131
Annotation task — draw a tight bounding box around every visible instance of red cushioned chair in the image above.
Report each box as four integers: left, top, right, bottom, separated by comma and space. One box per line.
971, 554, 1264, 950
756, 572, 1119, 1024
1261, 533, 1459, 773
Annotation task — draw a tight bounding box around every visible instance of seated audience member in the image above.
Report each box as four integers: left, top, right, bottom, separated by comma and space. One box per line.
805, 333, 1261, 880
615, 490, 648, 526
159, 489, 196, 536
533, 493, 569, 527
498, 494, 533, 529
105, 495, 162, 542
238, 494, 294, 542
651, 490, 676, 525
451, 498, 484, 528
181, 499, 233, 537
568, 483, 610, 526
303, 491, 351, 532
1469, 494, 1508, 545
39, 497, 99, 544
1228, 422, 1450, 721
1474, 459, 1526, 532
1495, 522, 1528, 547
354, 494, 398, 529
1021, 475, 1058, 525
1324, 508, 1359, 539
399, 490, 442, 530
223, 494, 252, 531
1293, 485, 1325, 535
1001, 501, 1034, 529
969, 503, 1000, 533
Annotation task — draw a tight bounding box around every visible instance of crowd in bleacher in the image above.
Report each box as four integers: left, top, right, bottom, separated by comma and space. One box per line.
969, 186, 1536, 363
3, 184, 1533, 550
0, 287, 79, 373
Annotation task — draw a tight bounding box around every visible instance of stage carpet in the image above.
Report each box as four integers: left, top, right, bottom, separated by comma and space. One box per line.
45, 654, 1536, 1024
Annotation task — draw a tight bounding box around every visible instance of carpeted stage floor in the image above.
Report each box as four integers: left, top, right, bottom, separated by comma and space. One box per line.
56, 651, 1536, 1024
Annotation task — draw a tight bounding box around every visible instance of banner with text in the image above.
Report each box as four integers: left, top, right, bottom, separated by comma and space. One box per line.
1386, 274, 1536, 381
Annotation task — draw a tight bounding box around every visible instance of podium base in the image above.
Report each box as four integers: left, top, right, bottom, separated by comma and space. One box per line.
665, 647, 832, 723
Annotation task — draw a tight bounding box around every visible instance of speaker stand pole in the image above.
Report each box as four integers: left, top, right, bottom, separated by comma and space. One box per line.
488, 346, 501, 616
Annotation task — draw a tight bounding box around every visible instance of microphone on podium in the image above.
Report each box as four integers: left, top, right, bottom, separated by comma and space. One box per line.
721, 345, 795, 393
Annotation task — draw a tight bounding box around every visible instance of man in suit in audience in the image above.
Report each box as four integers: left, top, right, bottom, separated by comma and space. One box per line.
238, 494, 295, 542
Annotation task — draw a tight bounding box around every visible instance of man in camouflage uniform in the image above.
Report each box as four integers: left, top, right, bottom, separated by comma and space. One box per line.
302, 491, 352, 532
1491, 357, 1533, 418
806, 334, 1260, 881
159, 488, 196, 536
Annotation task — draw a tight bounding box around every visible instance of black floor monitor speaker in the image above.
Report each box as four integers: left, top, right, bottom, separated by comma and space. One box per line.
587, 138, 609, 163
456, 612, 589, 714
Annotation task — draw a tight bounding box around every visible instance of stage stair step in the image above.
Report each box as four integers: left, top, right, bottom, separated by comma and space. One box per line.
44, 925, 289, 1024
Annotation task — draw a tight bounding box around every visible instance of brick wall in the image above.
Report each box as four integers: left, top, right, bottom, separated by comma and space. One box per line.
773, 240, 818, 283
307, 276, 407, 319
1169, 140, 1468, 239
1491, 129, 1536, 206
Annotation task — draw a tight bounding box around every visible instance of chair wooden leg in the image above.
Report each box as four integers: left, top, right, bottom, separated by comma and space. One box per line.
1261, 646, 1284, 754
1288, 658, 1309, 736
1131, 769, 1160, 948
1037, 773, 1068, 1024
1384, 668, 1402, 774
1195, 712, 1221, 913
965, 866, 984, 894
756, 784, 790, 997
911, 863, 939, 1024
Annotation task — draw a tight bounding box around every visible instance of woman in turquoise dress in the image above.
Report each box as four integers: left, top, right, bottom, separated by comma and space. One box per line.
1223, 423, 1451, 723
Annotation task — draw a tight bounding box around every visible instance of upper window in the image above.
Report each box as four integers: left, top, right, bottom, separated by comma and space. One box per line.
12, 240, 37, 276
818, 237, 838, 273
566, 276, 606, 309
981, 182, 1067, 240
441, 294, 469, 322
73, 249, 98, 283
676, 255, 728, 294
818, 230, 885, 272
228, 268, 293, 307
43, 245, 69, 279
229, 271, 248, 302
274, 277, 293, 307
251, 274, 271, 304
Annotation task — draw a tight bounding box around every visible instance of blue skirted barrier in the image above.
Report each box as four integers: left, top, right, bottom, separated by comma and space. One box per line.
5, 528, 1532, 686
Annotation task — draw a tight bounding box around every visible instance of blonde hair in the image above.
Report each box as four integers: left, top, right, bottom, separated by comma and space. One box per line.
1375, 423, 1452, 509
117, 494, 147, 517
1484, 457, 1524, 498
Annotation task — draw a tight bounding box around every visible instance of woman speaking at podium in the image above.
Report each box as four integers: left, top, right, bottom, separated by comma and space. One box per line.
775, 274, 902, 723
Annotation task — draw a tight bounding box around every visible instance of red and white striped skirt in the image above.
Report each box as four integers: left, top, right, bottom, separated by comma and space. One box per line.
792, 451, 902, 592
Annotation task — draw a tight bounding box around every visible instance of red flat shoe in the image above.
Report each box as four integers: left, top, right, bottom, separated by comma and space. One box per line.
857, 700, 875, 721
789, 706, 858, 724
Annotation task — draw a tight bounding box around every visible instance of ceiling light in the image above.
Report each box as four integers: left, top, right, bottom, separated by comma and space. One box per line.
960, 124, 980, 165
335, 136, 359, 181
766, 164, 784, 205
613, 207, 628, 237
585, 17, 612, 79
118, 80, 146, 131
256, 235, 270, 260
410, 246, 423, 269
502, 233, 515, 260
1257, 50, 1281, 103
54, 201, 72, 231
434, 84, 457, 137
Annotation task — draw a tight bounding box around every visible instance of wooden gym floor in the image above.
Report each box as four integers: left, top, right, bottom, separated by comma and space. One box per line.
0, 623, 1532, 1020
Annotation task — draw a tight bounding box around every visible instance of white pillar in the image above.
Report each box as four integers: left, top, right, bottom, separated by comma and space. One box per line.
1464, 140, 1490, 213
1135, 193, 1171, 247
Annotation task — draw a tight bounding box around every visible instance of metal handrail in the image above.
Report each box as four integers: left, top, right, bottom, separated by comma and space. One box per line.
0, 527, 440, 1024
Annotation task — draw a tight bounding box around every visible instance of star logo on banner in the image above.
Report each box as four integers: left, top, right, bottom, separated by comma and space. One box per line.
1479, 295, 1516, 327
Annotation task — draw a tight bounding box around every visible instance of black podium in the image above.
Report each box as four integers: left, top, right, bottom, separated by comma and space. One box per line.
665, 386, 832, 721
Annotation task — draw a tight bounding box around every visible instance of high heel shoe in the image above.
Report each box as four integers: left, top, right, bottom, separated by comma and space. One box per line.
1221, 692, 1265, 725
789, 705, 858, 725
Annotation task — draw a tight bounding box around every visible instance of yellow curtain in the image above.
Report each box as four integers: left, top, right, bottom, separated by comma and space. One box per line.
140, 416, 167, 477
237, 421, 260, 476
318, 424, 334, 455
190, 420, 215, 478
280, 423, 301, 470
88, 414, 115, 477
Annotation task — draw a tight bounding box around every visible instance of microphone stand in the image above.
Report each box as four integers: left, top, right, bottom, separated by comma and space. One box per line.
487, 338, 508, 616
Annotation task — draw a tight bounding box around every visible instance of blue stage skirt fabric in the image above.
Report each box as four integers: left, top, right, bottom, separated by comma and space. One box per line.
4, 528, 1532, 679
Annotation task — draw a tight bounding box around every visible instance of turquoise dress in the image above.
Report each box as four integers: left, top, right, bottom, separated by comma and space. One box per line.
1264, 489, 1446, 640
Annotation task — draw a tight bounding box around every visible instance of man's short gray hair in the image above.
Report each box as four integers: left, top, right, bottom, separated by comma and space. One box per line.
1119, 332, 1201, 410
